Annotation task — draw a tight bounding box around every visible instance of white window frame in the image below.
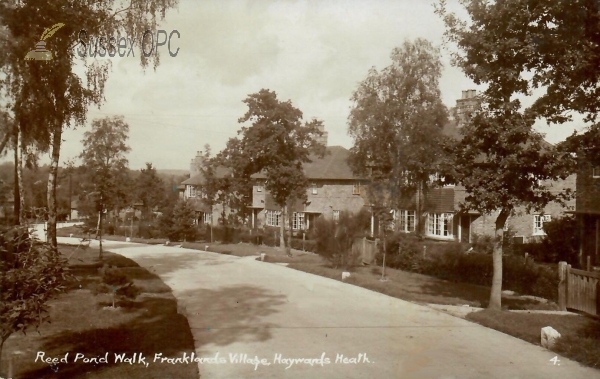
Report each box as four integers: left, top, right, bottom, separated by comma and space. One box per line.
533, 214, 551, 235
398, 210, 416, 232
266, 210, 281, 227
353, 183, 360, 195
311, 183, 318, 195
427, 213, 453, 237
187, 185, 197, 198
332, 210, 340, 223
292, 212, 305, 230
203, 212, 212, 225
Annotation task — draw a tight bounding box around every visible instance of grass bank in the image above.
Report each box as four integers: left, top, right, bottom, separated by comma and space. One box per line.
467, 310, 600, 369
1, 245, 199, 379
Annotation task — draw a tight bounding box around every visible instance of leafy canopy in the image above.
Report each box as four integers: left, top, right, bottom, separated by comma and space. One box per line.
221, 89, 325, 207
348, 39, 448, 208
79, 116, 131, 211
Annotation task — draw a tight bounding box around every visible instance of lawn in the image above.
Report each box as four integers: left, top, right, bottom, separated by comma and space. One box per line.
467, 310, 600, 368
1, 245, 199, 379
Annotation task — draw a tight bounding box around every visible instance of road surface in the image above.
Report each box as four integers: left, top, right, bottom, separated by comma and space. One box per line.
57, 237, 600, 379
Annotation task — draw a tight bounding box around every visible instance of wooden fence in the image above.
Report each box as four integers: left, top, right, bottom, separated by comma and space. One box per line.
352, 237, 378, 265
558, 261, 600, 316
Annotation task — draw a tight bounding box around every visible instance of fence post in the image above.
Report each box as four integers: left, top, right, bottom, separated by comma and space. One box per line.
558, 261, 568, 311
303, 232, 305, 252
587, 256, 591, 272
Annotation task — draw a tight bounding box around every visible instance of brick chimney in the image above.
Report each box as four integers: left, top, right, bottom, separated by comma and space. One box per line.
315, 124, 328, 146
456, 89, 478, 127
190, 150, 203, 177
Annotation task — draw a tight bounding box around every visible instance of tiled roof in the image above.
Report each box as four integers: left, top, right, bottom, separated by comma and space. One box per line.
181, 166, 232, 185
253, 146, 362, 180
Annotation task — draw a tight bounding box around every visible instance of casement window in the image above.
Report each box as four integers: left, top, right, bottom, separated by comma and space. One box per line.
427, 213, 453, 237
266, 210, 282, 227
187, 185, 197, 198
533, 214, 551, 235
311, 183, 318, 195
332, 210, 340, 223
353, 183, 361, 195
397, 210, 416, 232
203, 212, 212, 225
292, 212, 305, 230
593, 166, 600, 178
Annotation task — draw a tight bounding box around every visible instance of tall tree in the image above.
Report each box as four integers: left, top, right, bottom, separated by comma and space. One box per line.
79, 116, 131, 256
0, 0, 178, 248
444, 99, 572, 310
348, 39, 448, 235
436, 0, 600, 124
135, 162, 164, 220
220, 89, 325, 255
436, 0, 578, 310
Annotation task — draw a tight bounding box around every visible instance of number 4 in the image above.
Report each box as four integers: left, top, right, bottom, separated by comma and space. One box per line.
550, 356, 560, 365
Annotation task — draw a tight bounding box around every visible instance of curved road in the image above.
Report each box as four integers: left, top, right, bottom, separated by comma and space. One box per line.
58, 237, 600, 379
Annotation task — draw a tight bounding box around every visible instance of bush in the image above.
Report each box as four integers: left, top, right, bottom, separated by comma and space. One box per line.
313, 210, 369, 268
542, 215, 579, 264
289, 238, 317, 252
212, 226, 244, 244
94, 264, 140, 307
377, 233, 421, 271
471, 233, 495, 254
0, 227, 72, 363
376, 233, 559, 301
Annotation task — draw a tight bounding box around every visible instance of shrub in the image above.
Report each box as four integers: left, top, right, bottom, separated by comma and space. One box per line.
377, 233, 421, 271
289, 237, 317, 252
313, 210, 369, 268
541, 215, 579, 264
158, 200, 197, 242
94, 264, 140, 307
212, 226, 243, 244
377, 234, 559, 301
471, 233, 495, 254
0, 227, 71, 364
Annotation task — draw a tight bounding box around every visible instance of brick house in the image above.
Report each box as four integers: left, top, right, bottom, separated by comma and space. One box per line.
179, 151, 233, 226
390, 90, 576, 243
250, 145, 369, 231
572, 159, 600, 266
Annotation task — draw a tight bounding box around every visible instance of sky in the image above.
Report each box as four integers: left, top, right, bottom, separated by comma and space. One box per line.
52, 0, 585, 171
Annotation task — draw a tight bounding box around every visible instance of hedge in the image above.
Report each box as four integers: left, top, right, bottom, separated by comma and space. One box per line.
378, 233, 559, 301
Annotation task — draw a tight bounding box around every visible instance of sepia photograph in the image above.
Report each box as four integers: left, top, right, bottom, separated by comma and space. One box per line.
1, 0, 600, 378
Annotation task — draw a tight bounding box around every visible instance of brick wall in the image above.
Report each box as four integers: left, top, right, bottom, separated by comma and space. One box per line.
253, 180, 368, 227
577, 161, 600, 213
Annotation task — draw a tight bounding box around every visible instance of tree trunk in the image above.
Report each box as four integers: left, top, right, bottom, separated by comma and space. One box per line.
489, 208, 510, 310
98, 208, 103, 259
13, 130, 19, 225
47, 128, 62, 249
279, 206, 286, 251
415, 180, 423, 237
286, 205, 292, 257
14, 125, 25, 226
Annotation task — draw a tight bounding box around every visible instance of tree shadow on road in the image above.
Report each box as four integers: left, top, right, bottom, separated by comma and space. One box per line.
179, 285, 287, 350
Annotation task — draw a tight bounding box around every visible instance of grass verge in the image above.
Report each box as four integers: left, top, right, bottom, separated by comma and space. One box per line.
1, 245, 199, 379
467, 309, 600, 369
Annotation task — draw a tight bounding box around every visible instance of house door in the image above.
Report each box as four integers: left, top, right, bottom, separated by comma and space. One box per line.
460, 215, 471, 243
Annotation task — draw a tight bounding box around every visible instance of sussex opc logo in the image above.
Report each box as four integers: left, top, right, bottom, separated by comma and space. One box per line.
24, 23, 65, 61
